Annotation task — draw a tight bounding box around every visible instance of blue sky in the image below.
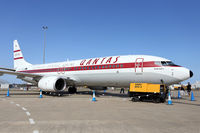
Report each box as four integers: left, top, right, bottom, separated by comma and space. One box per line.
0, 0, 199, 83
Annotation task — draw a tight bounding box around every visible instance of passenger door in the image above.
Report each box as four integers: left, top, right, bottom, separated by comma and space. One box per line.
135, 58, 144, 73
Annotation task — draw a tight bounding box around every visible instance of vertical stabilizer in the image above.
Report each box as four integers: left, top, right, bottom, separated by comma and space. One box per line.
13, 40, 32, 70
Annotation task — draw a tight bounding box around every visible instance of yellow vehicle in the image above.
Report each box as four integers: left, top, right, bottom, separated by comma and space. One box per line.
128, 83, 167, 103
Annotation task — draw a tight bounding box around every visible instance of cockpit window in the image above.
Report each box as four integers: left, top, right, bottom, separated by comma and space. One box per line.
161, 61, 178, 66
154, 61, 162, 66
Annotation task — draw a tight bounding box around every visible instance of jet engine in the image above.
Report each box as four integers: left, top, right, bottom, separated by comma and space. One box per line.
38, 76, 66, 91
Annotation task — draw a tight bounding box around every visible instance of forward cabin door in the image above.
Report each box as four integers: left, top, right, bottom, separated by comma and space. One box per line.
135, 58, 144, 73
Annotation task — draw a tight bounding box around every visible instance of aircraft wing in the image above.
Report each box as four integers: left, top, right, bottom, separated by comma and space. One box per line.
0, 67, 16, 72
0, 70, 77, 86
0, 70, 42, 78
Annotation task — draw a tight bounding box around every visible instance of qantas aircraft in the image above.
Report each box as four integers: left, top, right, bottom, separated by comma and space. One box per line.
0, 40, 193, 93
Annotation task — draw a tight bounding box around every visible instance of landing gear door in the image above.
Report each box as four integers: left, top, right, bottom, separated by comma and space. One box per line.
135, 58, 144, 73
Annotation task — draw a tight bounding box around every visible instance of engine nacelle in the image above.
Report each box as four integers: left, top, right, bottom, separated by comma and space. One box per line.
38, 76, 66, 91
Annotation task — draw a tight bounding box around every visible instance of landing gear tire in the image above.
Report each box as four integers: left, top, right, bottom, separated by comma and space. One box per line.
153, 97, 160, 103
131, 97, 139, 102
57, 93, 63, 97
43, 91, 50, 95
68, 87, 77, 94
160, 97, 166, 103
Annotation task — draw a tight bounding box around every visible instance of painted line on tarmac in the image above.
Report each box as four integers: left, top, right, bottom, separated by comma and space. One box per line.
26, 111, 31, 116
8, 101, 39, 133
33, 130, 39, 133
29, 118, 35, 124
22, 107, 27, 111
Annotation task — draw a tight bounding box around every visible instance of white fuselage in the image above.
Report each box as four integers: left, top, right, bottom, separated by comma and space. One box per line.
18, 55, 191, 87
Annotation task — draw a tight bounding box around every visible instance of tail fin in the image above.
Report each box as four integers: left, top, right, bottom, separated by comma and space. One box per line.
13, 40, 32, 70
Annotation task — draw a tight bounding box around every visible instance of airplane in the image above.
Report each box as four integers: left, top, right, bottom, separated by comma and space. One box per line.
0, 40, 193, 94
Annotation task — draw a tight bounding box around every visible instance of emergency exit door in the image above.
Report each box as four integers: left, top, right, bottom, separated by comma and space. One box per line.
135, 58, 144, 73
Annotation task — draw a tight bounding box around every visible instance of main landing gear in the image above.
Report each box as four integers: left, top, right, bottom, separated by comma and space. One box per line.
42, 86, 77, 96
68, 86, 77, 94
42, 91, 64, 96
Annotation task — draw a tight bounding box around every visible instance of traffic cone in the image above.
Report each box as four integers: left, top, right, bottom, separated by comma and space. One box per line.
178, 89, 181, 99
168, 91, 172, 105
190, 91, 195, 101
92, 90, 96, 102
39, 89, 43, 98
6, 88, 10, 97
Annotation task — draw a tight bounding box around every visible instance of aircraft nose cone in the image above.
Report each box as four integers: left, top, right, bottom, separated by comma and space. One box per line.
190, 70, 193, 78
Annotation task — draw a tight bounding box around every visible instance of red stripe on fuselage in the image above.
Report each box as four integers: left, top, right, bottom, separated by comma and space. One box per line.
14, 57, 24, 60
14, 50, 21, 52
18, 61, 180, 74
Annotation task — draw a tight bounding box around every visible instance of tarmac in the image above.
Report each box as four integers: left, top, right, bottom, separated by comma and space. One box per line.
0, 88, 200, 133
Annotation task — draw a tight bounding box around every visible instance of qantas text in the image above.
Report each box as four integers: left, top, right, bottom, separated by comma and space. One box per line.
80, 56, 120, 66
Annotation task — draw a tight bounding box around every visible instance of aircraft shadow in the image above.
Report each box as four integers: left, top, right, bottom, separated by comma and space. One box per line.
0, 90, 128, 98
41, 90, 129, 98
0, 92, 39, 96
77, 91, 129, 98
